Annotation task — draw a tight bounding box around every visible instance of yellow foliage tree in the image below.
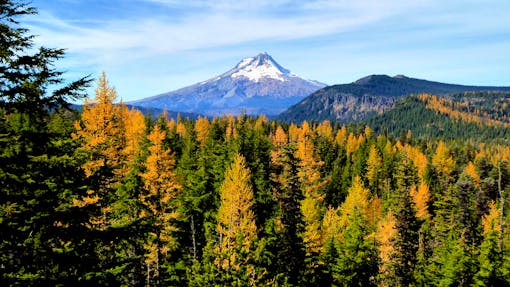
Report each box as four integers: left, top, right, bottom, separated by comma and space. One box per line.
410, 182, 431, 220
140, 125, 181, 284
294, 122, 326, 254
394, 140, 404, 151
405, 145, 428, 181
384, 140, 394, 158
73, 72, 124, 178
346, 132, 360, 157
270, 125, 288, 165
176, 122, 187, 138
338, 176, 370, 230
322, 206, 341, 244
167, 118, 176, 133
364, 125, 373, 139
296, 122, 324, 200
216, 154, 257, 271
464, 161, 481, 187
72, 72, 126, 229
482, 201, 501, 234
254, 115, 267, 131
335, 125, 348, 147
272, 125, 288, 147
432, 141, 455, 176
194, 116, 210, 146
316, 120, 334, 142
367, 194, 383, 228
225, 115, 237, 141
288, 123, 300, 142
366, 144, 382, 189
301, 196, 323, 254
376, 210, 397, 280
121, 105, 146, 170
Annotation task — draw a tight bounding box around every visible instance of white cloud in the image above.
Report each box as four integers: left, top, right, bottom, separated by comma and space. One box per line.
28, 0, 429, 69
24, 0, 510, 101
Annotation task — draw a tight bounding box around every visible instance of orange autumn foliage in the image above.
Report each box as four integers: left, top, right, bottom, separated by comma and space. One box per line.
194, 116, 210, 146
140, 125, 181, 272
410, 182, 431, 220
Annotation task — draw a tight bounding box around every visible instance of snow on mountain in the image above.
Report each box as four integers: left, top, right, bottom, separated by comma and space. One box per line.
230, 52, 290, 82
130, 52, 326, 116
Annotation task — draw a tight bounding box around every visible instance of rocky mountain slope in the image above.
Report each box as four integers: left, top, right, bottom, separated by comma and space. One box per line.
130, 52, 325, 116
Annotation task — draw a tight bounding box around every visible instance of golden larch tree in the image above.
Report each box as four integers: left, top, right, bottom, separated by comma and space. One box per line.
295, 122, 326, 254
194, 116, 210, 146
316, 120, 334, 142
405, 145, 428, 181
254, 115, 267, 131
366, 194, 383, 228
167, 118, 176, 133
225, 115, 237, 141
216, 154, 257, 271
338, 176, 370, 231
140, 125, 181, 285
72, 72, 126, 229
410, 182, 431, 220
366, 144, 382, 189
346, 132, 360, 157
432, 141, 455, 176
482, 201, 501, 234
464, 161, 481, 187
73, 72, 124, 179
296, 121, 325, 200
271, 125, 288, 165
364, 125, 373, 139
176, 121, 187, 138
288, 123, 300, 142
376, 209, 397, 285
335, 125, 348, 147
322, 206, 341, 244
301, 196, 323, 254
121, 105, 146, 170
271, 125, 288, 147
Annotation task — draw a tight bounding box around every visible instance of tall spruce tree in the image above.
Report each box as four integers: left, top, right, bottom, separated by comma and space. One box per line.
391, 155, 420, 286
0, 0, 91, 285
269, 143, 306, 285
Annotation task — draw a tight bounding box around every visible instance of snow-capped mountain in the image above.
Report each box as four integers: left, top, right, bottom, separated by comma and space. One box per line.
130, 52, 326, 116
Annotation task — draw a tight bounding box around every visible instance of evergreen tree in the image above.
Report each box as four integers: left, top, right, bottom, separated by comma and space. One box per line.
269, 144, 305, 285
474, 201, 510, 286
392, 155, 421, 286
0, 1, 91, 284
333, 209, 378, 287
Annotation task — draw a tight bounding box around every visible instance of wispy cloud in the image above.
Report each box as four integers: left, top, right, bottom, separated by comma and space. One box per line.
24, 0, 510, 101
28, 0, 428, 67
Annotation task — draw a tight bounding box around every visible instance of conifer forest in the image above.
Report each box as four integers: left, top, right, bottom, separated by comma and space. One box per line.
2, 1, 510, 286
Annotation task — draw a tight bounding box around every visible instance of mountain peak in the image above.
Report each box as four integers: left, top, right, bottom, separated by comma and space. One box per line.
230, 52, 291, 82
130, 52, 325, 116
354, 74, 394, 85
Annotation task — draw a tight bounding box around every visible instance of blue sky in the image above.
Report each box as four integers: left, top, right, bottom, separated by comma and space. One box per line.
27, 0, 510, 102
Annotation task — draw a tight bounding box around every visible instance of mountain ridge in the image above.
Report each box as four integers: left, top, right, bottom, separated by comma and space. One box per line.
277, 74, 510, 123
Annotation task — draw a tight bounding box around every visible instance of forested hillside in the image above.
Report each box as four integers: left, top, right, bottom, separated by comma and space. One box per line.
4, 69, 510, 285
363, 92, 510, 143
277, 74, 510, 124
2, 1, 510, 286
